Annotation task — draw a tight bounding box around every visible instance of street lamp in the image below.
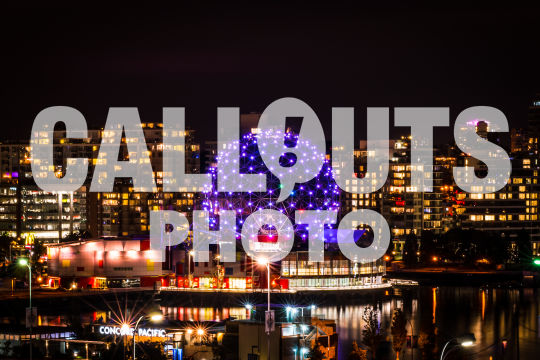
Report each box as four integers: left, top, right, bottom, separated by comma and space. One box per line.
245, 303, 253, 319
440, 334, 476, 360
18, 258, 32, 360
133, 311, 164, 360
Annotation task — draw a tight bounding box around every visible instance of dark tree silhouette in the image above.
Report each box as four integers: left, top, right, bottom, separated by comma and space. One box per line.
362, 306, 385, 360
419, 230, 437, 265
307, 340, 327, 360
515, 229, 533, 267
391, 309, 407, 360
403, 233, 418, 267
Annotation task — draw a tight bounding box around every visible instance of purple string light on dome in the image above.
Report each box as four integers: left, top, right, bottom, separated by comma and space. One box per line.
196, 128, 342, 239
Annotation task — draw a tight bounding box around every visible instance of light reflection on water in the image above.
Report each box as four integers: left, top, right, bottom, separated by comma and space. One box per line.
153, 287, 540, 359
159, 306, 249, 322
2, 286, 539, 359
318, 286, 540, 360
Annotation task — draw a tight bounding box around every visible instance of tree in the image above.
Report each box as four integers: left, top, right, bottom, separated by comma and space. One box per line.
515, 229, 533, 267
403, 233, 418, 267
486, 233, 510, 265
100, 341, 166, 360
31, 238, 47, 274
131, 341, 167, 360
438, 228, 512, 266
307, 341, 327, 360
211, 339, 228, 360
0, 232, 15, 260
0, 340, 13, 357
9, 343, 44, 359
362, 306, 385, 360
6, 262, 26, 280
390, 309, 407, 360
438, 228, 471, 264
91, 342, 124, 360
418, 323, 437, 360
347, 341, 368, 360
61, 230, 92, 243
419, 231, 436, 265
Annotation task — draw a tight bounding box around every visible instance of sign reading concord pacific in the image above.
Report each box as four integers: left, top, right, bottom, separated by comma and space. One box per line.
98, 325, 167, 338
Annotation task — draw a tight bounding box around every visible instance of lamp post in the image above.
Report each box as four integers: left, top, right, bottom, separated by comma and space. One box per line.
256, 257, 271, 311
188, 250, 194, 288
18, 258, 32, 360
133, 312, 164, 360
258, 257, 271, 360
440, 334, 476, 360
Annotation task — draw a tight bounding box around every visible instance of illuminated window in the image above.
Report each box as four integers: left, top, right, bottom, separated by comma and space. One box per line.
289, 261, 296, 276
485, 215, 495, 221
281, 261, 289, 276
470, 215, 483, 221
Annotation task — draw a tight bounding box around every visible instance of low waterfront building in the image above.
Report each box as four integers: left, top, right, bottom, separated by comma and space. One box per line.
0, 325, 76, 358
280, 251, 386, 290
45, 237, 168, 289
158, 248, 388, 292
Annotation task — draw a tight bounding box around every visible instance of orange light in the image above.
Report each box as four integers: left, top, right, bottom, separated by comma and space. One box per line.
257, 257, 269, 266
432, 256, 439, 262
384, 255, 391, 261
37, 276, 43, 283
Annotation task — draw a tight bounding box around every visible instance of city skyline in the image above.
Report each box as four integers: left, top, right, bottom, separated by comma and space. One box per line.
1, 4, 540, 360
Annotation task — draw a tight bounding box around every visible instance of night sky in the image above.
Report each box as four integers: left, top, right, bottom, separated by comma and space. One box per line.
1, 3, 539, 144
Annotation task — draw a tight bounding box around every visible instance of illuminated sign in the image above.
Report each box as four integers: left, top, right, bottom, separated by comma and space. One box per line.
98, 325, 167, 338
24, 233, 36, 249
